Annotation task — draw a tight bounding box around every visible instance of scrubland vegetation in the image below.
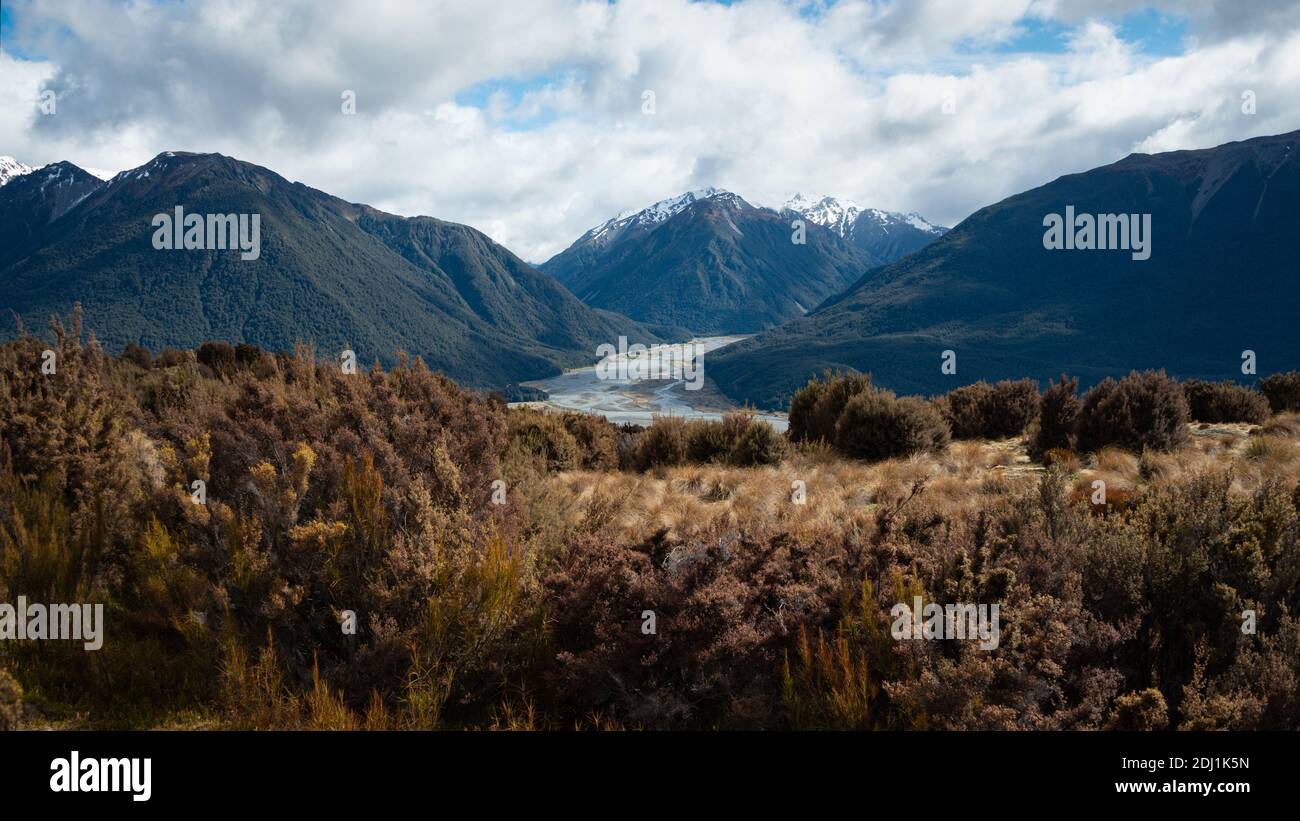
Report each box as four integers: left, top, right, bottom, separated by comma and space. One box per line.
3, 314, 1300, 730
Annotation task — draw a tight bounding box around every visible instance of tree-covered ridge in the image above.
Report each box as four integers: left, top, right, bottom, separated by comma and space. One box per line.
0, 152, 669, 391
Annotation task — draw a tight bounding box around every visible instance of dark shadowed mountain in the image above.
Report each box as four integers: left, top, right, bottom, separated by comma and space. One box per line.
782, 194, 948, 268
0, 162, 104, 270
0, 152, 674, 391
539, 189, 879, 334
711, 129, 1300, 410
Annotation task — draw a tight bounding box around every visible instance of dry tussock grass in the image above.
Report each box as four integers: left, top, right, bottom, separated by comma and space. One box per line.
552, 437, 1049, 545
553, 424, 1300, 547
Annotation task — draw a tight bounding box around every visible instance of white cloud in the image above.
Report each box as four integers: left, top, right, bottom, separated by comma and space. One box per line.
1, 0, 1298, 262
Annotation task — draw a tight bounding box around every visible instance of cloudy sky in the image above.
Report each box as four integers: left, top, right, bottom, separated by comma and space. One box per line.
2, 0, 1299, 262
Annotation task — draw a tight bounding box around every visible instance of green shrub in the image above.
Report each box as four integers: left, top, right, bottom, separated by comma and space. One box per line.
1182, 379, 1269, 424
788, 371, 872, 444
834, 388, 950, 461
720, 411, 786, 467
1075, 371, 1188, 454
1260, 371, 1300, 413
685, 420, 730, 463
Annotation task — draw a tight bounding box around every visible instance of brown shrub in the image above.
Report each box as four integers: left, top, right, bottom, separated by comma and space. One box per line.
543, 529, 842, 728
721, 412, 786, 467
986, 379, 1041, 436
155, 347, 188, 368
684, 419, 731, 464
1069, 481, 1134, 515
1042, 448, 1081, 472
234, 343, 265, 366
681, 413, 785, 467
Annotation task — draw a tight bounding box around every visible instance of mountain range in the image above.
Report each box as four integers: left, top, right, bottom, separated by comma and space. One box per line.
711, 129, 1300, 409
0, 152, 678, 393
7, 130, 1296, 411
539, 188, 946, 333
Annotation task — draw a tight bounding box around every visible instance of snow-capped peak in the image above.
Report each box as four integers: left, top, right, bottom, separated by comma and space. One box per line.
864, 207, 943, 234
584, 187, 739, 244
0, 156, 36, 187
786, 194, 946, 239
783, 194, 861, 237
900, 211, 942, 233
613, 187, 724, 222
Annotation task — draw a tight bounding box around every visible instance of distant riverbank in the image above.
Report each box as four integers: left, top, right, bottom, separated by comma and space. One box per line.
512, 335, 789, 432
